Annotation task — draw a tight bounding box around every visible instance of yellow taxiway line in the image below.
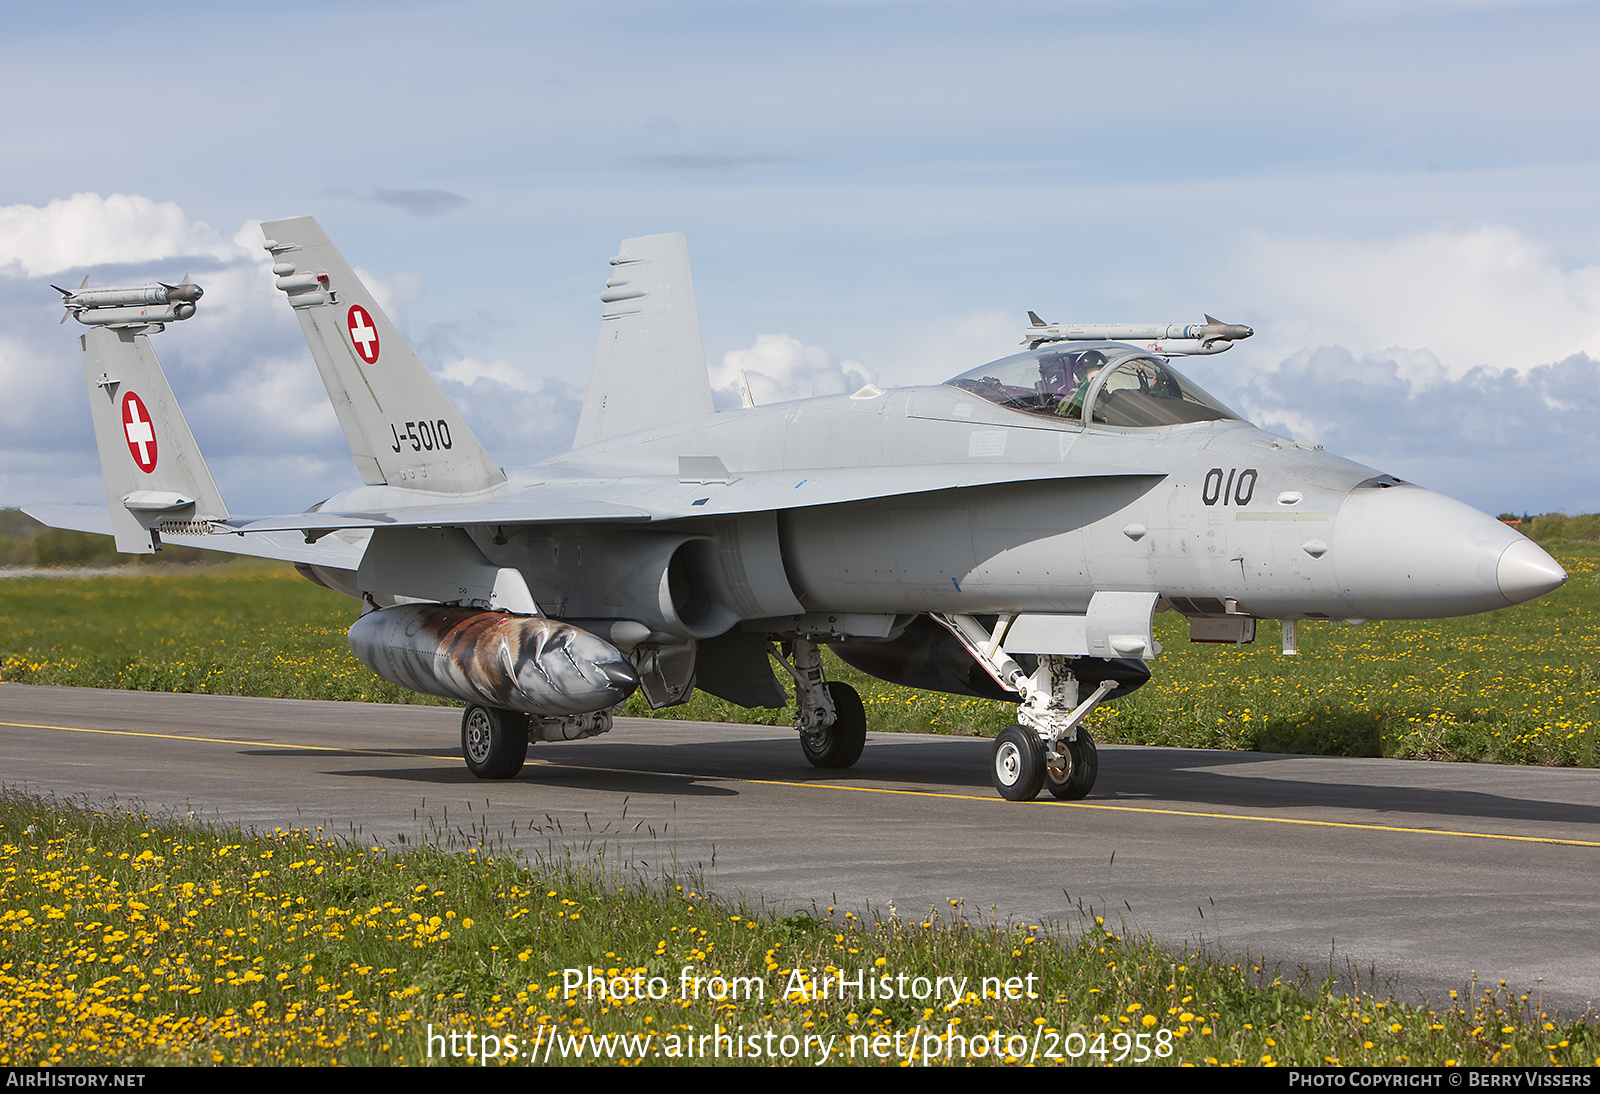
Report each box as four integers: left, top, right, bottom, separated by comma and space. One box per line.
6, 718, 1598, 849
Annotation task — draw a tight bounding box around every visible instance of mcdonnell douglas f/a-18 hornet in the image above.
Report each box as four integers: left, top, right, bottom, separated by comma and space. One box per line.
28, 219, 1570, 801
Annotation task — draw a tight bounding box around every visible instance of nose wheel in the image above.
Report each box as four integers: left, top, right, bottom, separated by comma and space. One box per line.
992, 726, 1099, 802
1045, 730, 1098, 800
992, 725, 1046, 801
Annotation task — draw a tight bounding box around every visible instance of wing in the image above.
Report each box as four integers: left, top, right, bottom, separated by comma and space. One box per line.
203, 459, 1162, 537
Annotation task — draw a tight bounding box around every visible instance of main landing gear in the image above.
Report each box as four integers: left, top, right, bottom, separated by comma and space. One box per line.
771, 637, 866, 769
935, 614, 1118, 802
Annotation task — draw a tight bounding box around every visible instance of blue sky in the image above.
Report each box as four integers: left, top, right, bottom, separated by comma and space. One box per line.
4, 0, 1598, 515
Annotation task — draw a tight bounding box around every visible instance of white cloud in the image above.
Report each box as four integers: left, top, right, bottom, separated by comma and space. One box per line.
436, 356, 542, 392
0, 193, 243, 279
1237, 226, 1600, 380
711, 333, 876, 409
0, 193, 346, 510
355, 267, 423, 327
435, 373, 583, 465
1209, 224, 1600, 509
428, 355, 586, 461
205, 453, 362, 515
1211, 345, 1600, 513
0, 334, 79, 436
190, 357, 342, 450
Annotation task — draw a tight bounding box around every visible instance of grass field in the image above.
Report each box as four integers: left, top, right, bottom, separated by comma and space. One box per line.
3, 791, 1594, 1067
2, 549, 1596, 767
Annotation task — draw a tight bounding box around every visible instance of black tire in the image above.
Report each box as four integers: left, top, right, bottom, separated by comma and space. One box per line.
461, 705, 529, 780
992, 724, 1045, 801
800, 681, 867, 769
1045, 729, 1099, 800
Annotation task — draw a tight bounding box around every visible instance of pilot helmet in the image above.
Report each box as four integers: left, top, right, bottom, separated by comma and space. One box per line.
1037, 353, 1074, 394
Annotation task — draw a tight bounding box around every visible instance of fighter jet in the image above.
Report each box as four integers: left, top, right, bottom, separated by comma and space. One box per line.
26, 218, 1569, 801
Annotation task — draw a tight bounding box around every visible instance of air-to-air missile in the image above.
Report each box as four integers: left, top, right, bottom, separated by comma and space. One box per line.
53, 276, 203, 328
1024, 312, 1254, 355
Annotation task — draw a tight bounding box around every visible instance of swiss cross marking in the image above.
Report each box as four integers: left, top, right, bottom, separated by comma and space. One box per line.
121, 391, 158, 473
347, 304, 380, 364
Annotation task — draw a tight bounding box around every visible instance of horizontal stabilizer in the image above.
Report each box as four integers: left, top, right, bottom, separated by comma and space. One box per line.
22, 503, 366, 569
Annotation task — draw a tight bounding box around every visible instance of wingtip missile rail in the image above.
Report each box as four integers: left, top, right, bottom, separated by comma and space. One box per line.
53, 276, 204, 329
1023, 312, 1253, 355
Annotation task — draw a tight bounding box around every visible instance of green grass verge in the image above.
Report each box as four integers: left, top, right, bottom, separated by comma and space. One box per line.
3, 791, 1593, 1067
3, 556, 1597, 766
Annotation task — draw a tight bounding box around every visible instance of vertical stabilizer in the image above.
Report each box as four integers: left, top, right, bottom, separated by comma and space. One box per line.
78, 326, 229, 553
260, 216, 506, 494
573, 233, 714, 447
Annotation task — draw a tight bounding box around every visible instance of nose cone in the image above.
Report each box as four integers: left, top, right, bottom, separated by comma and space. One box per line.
1496, 539, 1567, 604
1332, 485, 1564, 619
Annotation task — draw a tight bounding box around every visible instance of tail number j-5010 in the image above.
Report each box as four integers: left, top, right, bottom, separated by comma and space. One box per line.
390, 420, 454, 453
1202, 467, 1257, 506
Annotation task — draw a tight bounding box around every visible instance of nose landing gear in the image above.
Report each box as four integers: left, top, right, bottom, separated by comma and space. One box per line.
933, 613, 1122, 802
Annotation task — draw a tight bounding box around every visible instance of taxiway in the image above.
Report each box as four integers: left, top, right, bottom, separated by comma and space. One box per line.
3, 683, 1596, 1015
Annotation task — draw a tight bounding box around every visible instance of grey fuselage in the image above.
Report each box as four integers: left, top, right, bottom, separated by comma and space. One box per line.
308, 376, 1545, 638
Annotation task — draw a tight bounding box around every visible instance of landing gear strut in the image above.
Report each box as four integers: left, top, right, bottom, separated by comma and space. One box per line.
771, 637, 866, 769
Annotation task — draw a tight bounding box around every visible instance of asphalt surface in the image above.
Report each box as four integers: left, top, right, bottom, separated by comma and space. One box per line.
4, 682, 1597, 1016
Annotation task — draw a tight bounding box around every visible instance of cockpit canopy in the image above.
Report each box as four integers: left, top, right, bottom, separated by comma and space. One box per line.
944, 341, 1241, 428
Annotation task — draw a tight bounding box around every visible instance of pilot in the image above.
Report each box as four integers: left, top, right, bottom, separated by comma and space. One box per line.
1035, 353, 1076, 407
1058, 350, 1107, 419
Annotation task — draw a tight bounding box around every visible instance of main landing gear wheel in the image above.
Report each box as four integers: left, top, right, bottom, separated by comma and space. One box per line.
992, 724, 1045, 802
801, 681, 866, 769
1045, 729, 1099, 800
461, 705, 529, 780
